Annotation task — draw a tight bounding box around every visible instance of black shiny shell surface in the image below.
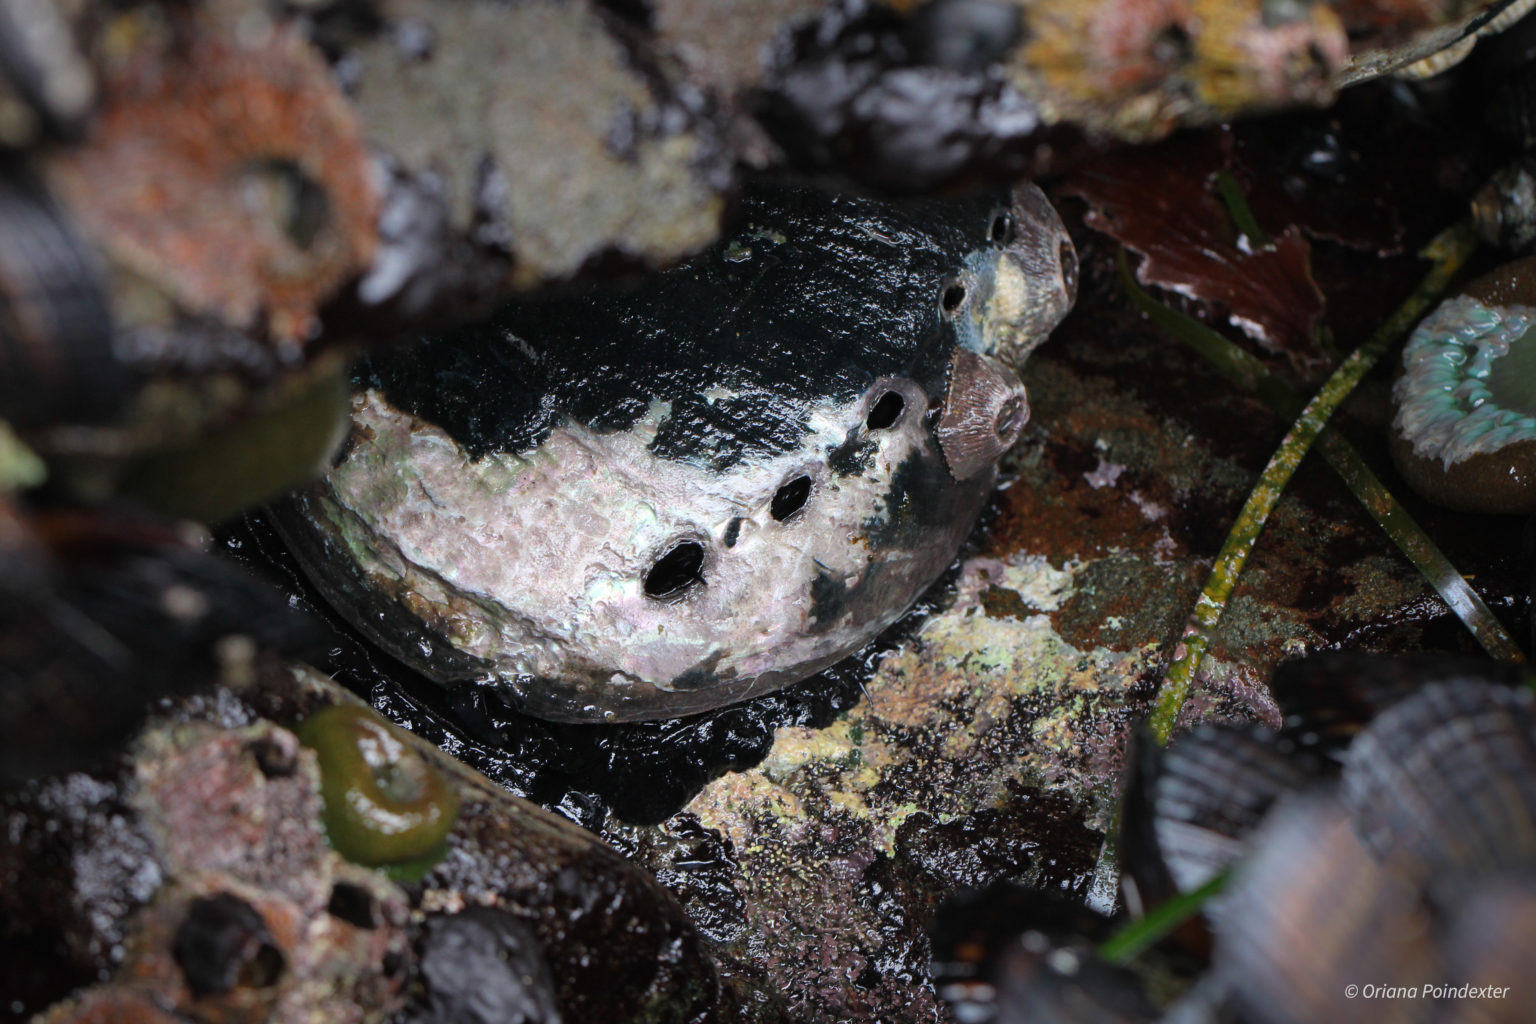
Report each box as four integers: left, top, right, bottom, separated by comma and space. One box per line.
364, 183, 1010, 471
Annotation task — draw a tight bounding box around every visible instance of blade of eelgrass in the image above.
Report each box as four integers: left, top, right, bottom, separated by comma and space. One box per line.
1215, 171, 1272, 250
1144, 221, 1489, 745
1098, 870, 1229, 965
1119, 250, 1525, 671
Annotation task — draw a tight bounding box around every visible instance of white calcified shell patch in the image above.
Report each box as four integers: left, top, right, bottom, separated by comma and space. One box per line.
1394, 295, 1536, 467
322, 383, 944, 695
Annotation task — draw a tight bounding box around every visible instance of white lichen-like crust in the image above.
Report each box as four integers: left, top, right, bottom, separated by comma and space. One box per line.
1394, 295, 1536, 468
305, 382, 983, 720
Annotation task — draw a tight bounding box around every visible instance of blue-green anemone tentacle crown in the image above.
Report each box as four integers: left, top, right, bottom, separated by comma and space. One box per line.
1391, 256, 1536, 514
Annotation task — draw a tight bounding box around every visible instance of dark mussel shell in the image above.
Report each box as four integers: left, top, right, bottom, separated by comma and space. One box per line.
0, 158, 126, 429
0, 505, 323, 784
1341, 680, 1536, 901
1124, 723, 1315, 904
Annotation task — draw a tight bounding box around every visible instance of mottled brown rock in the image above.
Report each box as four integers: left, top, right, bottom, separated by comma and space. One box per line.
132, 723, 332, 909
35, 989, 184, 1024
257, 665, 759, 1024
48, 9, 377, 346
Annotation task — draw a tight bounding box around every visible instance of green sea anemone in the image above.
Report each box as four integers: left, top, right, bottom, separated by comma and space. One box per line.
297, 704, 459, 876
1390, 258, 1536, 514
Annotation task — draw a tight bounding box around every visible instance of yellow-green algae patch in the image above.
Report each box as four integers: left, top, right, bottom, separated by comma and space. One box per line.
687, 550, 1142, 858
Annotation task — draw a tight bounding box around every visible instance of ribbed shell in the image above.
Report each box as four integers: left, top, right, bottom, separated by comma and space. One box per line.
1341, 681, 1536, 898
1146, 724, 1314, 894
0, 161, 122, 428
1210, 794, 1435, 1024
935, 348, 1028, 480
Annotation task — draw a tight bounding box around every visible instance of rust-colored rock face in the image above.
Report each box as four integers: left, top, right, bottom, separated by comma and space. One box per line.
49, 15, 377, 348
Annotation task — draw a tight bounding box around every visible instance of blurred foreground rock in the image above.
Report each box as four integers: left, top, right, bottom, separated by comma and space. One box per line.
3, 663, 782, 1023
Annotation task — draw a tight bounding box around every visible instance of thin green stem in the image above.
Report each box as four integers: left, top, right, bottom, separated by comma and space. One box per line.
1098, 870, 1229, 965
1144, 221, 1485, 745
1315, 431, 1526, 664
1215, 171, 1272, 249
1119, 250, 1523, 667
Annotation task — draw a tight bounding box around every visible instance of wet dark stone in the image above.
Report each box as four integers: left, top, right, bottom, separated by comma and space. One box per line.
422, 798, 723, 1024
610, 813, 747, 947
822, 786, 1103, 1005
406, 909, 561, 1024
753, 3, 1087, 192
892, 788, 1101, 903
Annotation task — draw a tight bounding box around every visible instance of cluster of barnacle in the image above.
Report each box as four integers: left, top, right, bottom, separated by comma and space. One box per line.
931, 653, 1536, 1024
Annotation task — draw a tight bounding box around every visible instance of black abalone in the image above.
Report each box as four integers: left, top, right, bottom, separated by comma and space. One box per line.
275, 182, 1076, 721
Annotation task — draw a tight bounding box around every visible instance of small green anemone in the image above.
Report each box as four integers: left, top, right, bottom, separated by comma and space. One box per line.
1391, 261, 1536, 514
297, 704, 460, 876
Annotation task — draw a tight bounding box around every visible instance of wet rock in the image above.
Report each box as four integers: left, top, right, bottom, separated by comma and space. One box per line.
406, 909, 561, 1024
606, 105, 1530, 1018
0, 772, 161, 1018
5, 709, 413, 1023
47, 7, 377, 349
0, 505, 322, 784
344, 0, 731, 297
248, 664, 765, 1024
1, 548, 747, 1023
